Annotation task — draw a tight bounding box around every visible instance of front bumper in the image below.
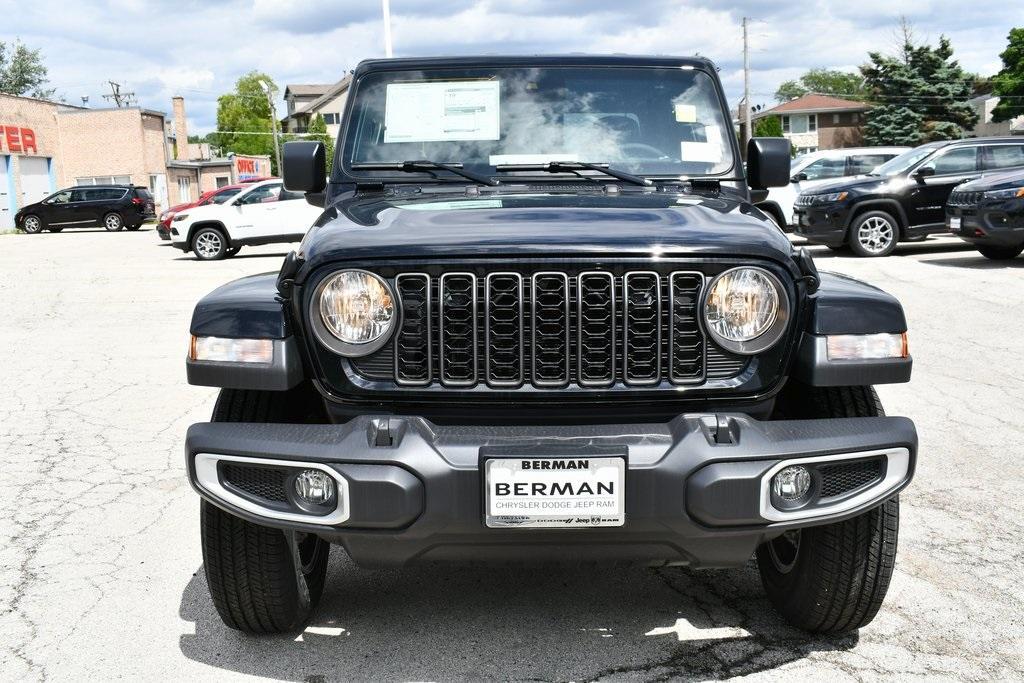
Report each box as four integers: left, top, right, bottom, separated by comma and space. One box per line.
186, 413, 917, 568
793, 204, 851, 247
946, 204, 1024, 249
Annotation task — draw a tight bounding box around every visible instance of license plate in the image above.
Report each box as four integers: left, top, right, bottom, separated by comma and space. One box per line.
484, 457, 625, 528
949, 216, 961, 232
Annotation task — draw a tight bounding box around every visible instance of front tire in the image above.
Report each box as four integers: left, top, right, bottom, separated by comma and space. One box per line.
757, 498, 899, 634
21, 214, 44, 234
849, 210, 899, 257
191, 227, 228, 260
977, 244, 1023, 260
759, 384, 899, 634
201, 388, 330, 634
103, 212, 124, 231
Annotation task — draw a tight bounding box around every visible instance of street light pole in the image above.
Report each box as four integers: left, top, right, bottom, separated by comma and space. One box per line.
382, 0, 393, 57
742, 16, 752, 151
259, 79, 282, 175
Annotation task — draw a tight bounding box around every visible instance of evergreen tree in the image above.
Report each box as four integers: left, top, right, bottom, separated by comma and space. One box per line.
306, 113, 335, 174
991, 28, 1024, 123
753, 115, 783, 138
861, 35, 978, 145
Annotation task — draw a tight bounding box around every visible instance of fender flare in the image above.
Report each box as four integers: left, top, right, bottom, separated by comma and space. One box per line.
186, 221, 233, 250
843, 199, 908, 232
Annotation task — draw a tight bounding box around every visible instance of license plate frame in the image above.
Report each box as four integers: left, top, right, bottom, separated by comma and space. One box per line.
484, 456, 626, 529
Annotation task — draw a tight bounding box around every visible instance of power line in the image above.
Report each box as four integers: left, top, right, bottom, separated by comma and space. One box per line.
102, 81, 136, 107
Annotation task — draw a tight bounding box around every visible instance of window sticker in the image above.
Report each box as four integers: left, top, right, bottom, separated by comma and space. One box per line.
384, 80, 501, 143
673, 104, 697, 123
680, 124, 723, 163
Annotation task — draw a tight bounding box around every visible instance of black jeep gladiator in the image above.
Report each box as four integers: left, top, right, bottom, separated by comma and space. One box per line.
184, 55, 917, 635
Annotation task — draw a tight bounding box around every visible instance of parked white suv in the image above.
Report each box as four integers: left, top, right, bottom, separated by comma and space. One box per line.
759, 146, 910, 227
169, 180, 321, 260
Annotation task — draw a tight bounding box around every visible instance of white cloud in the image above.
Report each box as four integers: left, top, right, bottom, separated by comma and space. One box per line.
1, 0, 1014, 133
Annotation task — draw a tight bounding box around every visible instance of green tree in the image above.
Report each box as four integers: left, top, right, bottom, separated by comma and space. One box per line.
774, 69, 866, 103
0, 39, 54, 99
753, 115, 783, 137
306, 113, 335, 174
213, 71, 280, 170
860, 35, 978, 145
991, 28, 1024, 123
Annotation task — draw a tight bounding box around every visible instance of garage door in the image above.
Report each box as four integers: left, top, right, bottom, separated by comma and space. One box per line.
0, 156, 12, 229
19, 157, 53, 206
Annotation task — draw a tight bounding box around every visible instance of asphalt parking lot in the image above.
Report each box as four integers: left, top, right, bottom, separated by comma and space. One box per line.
1, 227, 1022, 681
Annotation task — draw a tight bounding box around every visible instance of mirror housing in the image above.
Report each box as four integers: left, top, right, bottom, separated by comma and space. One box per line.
283, 141, 327, 194
912, 166, 935, 181
791, 172, 808, 183
747, 138, 791, 189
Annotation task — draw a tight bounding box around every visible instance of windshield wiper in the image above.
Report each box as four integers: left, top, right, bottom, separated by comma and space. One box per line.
495, 161, 651, 187
351, 160, 499, 186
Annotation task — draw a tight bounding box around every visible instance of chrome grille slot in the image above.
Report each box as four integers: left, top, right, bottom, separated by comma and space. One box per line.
669, 272, 705, 384
577, 272, 615, 387
438, 273, 477, 386
622, 271, 661, 385
531, 272, 570, 387
485, 273, 524, 387
394, 273, 432, 385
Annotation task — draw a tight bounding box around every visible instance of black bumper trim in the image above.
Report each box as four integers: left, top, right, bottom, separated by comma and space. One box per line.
185, 413, 917, 567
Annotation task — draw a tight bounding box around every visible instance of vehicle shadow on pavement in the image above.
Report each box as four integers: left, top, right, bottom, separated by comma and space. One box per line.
178, 554, 857, 681
916, 255, 1024, 270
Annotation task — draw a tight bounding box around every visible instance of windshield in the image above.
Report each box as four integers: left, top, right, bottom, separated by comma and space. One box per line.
343, 65, 736, 178
871, 145, 940, 176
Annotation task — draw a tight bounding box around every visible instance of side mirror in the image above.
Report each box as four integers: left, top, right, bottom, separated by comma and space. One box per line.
283, 141, 327, 194
747, 138, 791, 189
790, 172, 808, 183
912, 166, 935, 181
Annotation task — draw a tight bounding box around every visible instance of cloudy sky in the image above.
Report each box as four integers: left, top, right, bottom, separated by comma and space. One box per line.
2, 0, 1015, 135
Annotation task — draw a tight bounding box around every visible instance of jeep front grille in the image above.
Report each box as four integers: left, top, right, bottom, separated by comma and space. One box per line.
378, 268, 737, 390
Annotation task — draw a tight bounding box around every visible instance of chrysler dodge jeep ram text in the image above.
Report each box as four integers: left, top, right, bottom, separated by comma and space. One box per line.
184, 55, 917, 635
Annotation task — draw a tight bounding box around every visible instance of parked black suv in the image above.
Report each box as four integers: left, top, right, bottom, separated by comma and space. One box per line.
15, 185, 156, 233
794, 137, 1024, 256
946, 168, 1024, 260
184, 55, 917, 636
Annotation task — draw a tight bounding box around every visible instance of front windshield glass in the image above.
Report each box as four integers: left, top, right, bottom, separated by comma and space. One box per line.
871, 145, 939, 176
344, 66, 736, 177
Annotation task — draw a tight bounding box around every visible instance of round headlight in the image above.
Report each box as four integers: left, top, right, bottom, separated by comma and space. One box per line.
312, 270, 395, 356
704, 267, 788, 354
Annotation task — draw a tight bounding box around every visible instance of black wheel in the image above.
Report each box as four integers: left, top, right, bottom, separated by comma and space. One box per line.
977, 244, 1023, 260
759, 385, 899, 634
191, 227, 228, 260
21, 214, 44, 234
103, 212, 124, 231
849, 210, 899, 257
201, 388, 330, 634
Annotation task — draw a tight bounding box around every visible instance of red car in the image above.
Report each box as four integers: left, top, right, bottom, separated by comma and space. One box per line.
156, 178, 274, 240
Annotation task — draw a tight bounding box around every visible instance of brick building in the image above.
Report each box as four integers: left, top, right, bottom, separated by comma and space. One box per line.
0, 93, 271, 229
753, 94, 871, 154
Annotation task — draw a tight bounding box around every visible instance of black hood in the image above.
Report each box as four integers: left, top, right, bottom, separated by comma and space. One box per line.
802, 174, 889, 194
956, 168, 1024, 192
295, 188, 794, 279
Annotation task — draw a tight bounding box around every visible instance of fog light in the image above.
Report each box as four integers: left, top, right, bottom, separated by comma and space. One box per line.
772, 465, 811, 502
294, 470, 336, 506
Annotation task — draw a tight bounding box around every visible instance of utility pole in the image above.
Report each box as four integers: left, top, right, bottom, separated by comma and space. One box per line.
259, 80, 282, 175
742, 17, 751, 151
382, 0, 393, 57
103, 81, 136, 108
